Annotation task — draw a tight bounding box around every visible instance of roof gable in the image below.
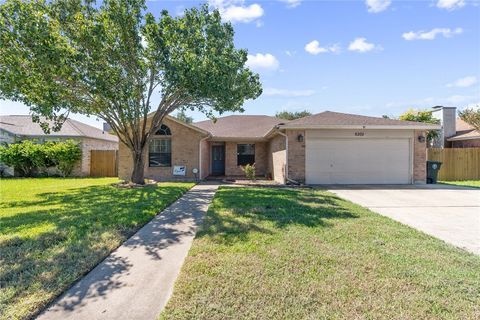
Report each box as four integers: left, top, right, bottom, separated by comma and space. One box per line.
193, 115, 284, 139
281, 111, 440, 129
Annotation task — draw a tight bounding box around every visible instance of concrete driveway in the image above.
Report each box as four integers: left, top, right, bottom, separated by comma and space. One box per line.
328, 184, 480, 255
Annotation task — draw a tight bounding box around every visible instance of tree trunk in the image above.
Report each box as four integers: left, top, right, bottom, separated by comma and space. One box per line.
131, 148, 146, 184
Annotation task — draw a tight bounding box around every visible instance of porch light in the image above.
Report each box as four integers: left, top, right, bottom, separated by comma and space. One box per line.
297, 134, 304, 142
418, 135, 426, 143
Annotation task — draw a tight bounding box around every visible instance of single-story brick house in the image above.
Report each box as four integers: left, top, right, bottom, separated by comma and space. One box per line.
448, 119, 480, 148
118, 111, 439, 184
0, 115, 118, 176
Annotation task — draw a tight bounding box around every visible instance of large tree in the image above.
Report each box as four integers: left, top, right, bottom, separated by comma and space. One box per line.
174, 109, 193, 124
458, 107, 480, 131
0, 0, 262, 183
275, 110, 312, 120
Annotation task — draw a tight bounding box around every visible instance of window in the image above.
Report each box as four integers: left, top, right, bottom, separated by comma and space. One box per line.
237, 144, 255, 166
149, 139, 171, 167
155, 124, 171, 136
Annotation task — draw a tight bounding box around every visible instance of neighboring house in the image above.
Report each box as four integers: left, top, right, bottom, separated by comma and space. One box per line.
431, 106, 480, 148
0, 115, 118, 176
448, 119, 480, 148
118, 111, 438, 184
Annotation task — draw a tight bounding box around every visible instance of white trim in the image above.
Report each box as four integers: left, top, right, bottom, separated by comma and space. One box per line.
447, 135, 480, 141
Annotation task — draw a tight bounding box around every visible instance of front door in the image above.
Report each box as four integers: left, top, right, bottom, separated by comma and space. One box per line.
211, 145, 225, 175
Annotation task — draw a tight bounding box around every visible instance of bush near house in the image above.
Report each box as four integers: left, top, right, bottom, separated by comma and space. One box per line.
0, 140, 81, 177
46, 141, 82, 177
241, 163, 256, 180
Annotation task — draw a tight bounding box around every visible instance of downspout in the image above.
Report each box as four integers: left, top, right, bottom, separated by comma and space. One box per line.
198, 136, 209, 180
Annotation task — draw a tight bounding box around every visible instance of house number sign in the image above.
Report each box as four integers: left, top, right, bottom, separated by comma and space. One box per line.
354, 132, 365, 136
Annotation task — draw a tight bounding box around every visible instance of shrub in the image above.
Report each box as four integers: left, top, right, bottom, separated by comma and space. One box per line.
47, 140, 82, 177
241, 163, 256, 180
0, 140, 81, 177
0, 140, 46, 176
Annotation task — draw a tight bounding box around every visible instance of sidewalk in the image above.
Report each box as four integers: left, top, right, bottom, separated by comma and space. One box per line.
37, 182, 220, 320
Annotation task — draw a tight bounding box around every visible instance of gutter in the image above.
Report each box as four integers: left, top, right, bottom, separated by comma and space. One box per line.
447, 135, 480, 141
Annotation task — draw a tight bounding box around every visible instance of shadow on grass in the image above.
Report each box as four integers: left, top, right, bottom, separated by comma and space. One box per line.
0, 183, 194, 318
197, 187, 358, 245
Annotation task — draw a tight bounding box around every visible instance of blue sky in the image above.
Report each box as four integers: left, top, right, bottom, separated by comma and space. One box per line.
1, 0, 479, 128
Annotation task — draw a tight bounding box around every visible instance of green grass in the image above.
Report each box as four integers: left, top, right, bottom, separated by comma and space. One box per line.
0, 178, 194, 320
161, 187, 480, 320
440, 180, 480, 188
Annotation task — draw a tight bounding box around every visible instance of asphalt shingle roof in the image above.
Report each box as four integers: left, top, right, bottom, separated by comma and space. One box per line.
0, 115, 118, 142
194, 115, 284, 139
283, 111, 430, 127
448, 119, 480, 141
192, 111, 439, 139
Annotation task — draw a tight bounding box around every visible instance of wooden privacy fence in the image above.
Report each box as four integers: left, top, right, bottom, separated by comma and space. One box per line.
90, 150, 118, 177
427, 148, 480, 181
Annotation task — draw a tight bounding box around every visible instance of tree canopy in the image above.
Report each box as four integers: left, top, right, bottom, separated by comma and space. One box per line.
174, 110, 193, 124
0, 0, 262, 183
275, 110, 312, 120
459, 107, 480, 131
399, 109, 440, 143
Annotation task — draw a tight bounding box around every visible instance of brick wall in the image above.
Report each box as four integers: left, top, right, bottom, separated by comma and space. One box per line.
267, 134, 286, 183
224, 141, 268, 177
287, 130, 306, 183
118, 117, 206, 181
413, 130, 427, 184
451, 139, 480, 148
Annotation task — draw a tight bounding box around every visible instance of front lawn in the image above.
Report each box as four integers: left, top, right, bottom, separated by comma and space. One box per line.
0, 178, 194, 320
440, 180, 480, 188
161, 187, 480, 319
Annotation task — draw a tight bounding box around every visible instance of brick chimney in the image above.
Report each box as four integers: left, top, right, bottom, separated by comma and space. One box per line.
431, 106, 456, 148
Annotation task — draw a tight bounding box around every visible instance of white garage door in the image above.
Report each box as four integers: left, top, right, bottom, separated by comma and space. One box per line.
306, 137, 411, 184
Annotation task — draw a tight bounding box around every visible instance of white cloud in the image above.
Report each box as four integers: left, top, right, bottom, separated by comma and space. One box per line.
446, 94, 475, 104
246, 53, 279, 71
281, 0, 302, 8
446, 76, 478, 88
210, 0, 264, 24
348, 38, 381, 53
402, 27, 463, 40
285, 50, 296, 57
437, 0, 465, 10
264, 88, 315, 97
366, 0, 392, 13
304, 40, 340, 55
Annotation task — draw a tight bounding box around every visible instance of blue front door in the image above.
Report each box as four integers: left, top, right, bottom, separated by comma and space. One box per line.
211, 145, 225, 175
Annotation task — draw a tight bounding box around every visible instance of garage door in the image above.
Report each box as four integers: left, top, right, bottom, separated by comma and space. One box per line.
306, 138, 411, 184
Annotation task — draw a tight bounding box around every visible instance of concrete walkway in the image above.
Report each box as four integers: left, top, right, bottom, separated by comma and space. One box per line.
329, 184, 480, 255
37, 182, 220, 320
